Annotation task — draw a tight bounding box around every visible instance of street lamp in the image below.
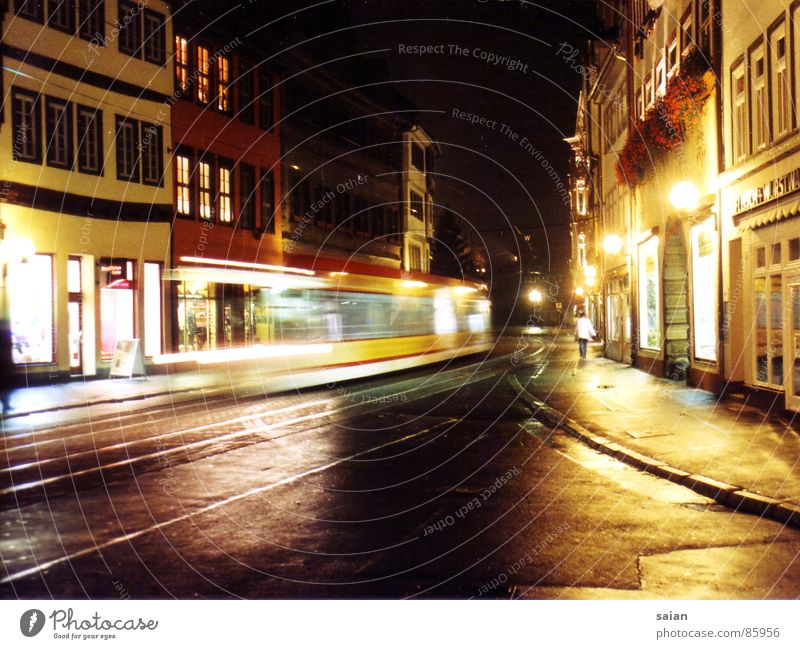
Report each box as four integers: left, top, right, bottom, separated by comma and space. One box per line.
603, 234, 623, 254
528, 288, 542, 303
575, 286, 585, 296
669, 181, 700, 211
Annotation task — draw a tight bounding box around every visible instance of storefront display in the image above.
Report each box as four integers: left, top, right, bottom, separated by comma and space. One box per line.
691, 218, 717, 361
100, 259, 135, 359
638, 236, 661, 350
9, 254, 53, 364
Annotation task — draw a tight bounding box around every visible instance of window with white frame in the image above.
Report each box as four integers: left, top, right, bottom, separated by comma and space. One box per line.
645, 73, 654, 109
45, 97, 72, 169
667, 32, 678, 77
751, 44, 769, 151
770, 24, 791, 140
12, 87, 41, 163
655, 56, 666, 96
140, 124, 163, 186
76, 105, 102, 174
680, 7, 693, 57
731, 62, 747, 162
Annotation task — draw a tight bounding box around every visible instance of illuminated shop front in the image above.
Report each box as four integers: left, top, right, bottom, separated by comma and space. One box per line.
99, 259, 135, 359
8, 254, 54, 365
691, 218, 717, 362
638, 235, 661, 351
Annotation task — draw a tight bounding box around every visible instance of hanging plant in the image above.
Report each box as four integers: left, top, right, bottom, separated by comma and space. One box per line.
615, 50, 712, 187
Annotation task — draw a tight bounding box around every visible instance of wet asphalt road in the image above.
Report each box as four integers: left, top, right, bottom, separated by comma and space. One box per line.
2, 334, 800, 599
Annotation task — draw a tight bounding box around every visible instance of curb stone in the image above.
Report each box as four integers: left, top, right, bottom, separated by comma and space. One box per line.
510, 374, 800, 531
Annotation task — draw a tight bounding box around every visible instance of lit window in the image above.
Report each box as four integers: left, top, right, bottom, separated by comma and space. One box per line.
638, 236, 661, 350
175, 36, 190, 94
176, 154, 192, 215
199, 159, 213, 220
217, 164, 232, 223
197, 46, 210, 104
217, 55, 230, 112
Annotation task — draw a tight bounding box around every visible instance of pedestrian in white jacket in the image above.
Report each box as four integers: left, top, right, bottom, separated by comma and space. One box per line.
575, 311, 596, 359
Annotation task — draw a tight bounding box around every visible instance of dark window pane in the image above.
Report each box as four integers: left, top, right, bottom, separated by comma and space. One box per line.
78, 0, 104, 42
260, 170, 275, 233
141, 123, 163, 185
77, 105, 102, 174
143, 10, 166, 65
11, 88, 42, 163
115, 115, 139, 181
118, 1, 141, 56
239, 164, 255, 228
48, 0, 74, 32
45, 97, 73, 169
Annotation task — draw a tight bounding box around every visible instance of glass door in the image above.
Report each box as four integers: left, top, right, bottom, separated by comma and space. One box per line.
787, 281, 800, 412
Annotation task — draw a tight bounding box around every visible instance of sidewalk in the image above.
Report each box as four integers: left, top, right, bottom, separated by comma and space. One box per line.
513, 346, 800, 529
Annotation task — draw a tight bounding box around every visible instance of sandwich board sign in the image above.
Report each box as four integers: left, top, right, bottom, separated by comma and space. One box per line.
110, 339, 146, 378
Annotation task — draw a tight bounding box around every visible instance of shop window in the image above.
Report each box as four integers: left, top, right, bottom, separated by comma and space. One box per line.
217, 55, 230, 112
78, 0, 104, 42
14, 0, 44, 22
177, 281, 216, 351
197, 45, 210, 104
143, 10, 165, 65
140, 123, 163, 186
731, 63, 747, 162
143, 262, 162, 357
754, 274, 783, 387
100, 259, 135, 360
260, 169, 275, 232
638, 236, 661, 350
175, 36, 190, 94
692, 218, 717, 361
9, 254, 53, 364
48, 0, 74, 33
12, 87, 42, 163
77, 105, 102, 175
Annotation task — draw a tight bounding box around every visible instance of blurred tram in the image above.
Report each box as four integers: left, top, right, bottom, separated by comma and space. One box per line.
157, 259, 492, 386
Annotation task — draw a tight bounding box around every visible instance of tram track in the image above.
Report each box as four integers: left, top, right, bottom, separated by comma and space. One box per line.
0, 351, 529, 508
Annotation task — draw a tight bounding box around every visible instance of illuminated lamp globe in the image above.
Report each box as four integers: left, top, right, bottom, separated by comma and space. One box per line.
528, 288, 543, 303
603, 234, 623, 254
669, 181, 700, 211
575, 286, 585, 296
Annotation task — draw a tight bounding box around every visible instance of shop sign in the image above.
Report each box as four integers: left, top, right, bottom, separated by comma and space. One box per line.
734, 167, 800, 215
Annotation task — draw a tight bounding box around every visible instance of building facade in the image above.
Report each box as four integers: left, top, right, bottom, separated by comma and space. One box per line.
1, 0, 173, 379
718, 0, 800, 412
169, 19, 284, 353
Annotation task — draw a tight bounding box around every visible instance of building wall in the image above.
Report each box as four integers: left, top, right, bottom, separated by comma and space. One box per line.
1, 0, 173, 378
719, 0, 800, 411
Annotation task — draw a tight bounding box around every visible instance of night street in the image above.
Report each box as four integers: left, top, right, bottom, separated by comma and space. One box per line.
2, 334, 799, 599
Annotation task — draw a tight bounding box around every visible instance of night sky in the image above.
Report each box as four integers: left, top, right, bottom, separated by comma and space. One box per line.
181, 0, 598, 276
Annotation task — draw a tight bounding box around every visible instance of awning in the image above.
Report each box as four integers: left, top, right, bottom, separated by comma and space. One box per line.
734, 195, 800, 230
